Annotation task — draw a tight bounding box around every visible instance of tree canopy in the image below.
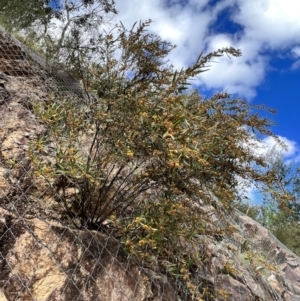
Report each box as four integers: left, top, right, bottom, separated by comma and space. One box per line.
252, 152, 300, 255
0, 0, 117, 76
0, 0, 51, 30
0, 0, 117, 30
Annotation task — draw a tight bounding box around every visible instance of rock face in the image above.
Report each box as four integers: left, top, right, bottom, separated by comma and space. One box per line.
0, 207, 179, 301
0, 26, 88, 99
217, 212, 300, 301
1, 26, 300, 301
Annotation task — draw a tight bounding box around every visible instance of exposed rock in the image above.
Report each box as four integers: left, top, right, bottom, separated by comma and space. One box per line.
0, 26, 88, 100
0, 167, 10, 198
0, 207, 179, 301
0, 39, 25, 60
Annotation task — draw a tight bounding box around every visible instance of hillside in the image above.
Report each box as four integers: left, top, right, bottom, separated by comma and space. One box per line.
1, 26, 300, 301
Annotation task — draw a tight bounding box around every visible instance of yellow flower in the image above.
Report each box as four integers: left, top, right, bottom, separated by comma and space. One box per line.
127, 150, 134, 158
138, 239, 146, 246
125, 240, 131, 246
138, 98, 146, 105
135, 217, 141, 223
142, 276, 150, 284
109, 215, 117, 221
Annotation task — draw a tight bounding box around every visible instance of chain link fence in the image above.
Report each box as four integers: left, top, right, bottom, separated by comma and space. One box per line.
1, 24, 300, 301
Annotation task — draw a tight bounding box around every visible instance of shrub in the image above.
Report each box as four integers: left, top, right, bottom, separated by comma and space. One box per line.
28, 20, 281, 298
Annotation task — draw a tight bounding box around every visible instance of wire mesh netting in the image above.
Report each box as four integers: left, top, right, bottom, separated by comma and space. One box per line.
1, 24, 300, 301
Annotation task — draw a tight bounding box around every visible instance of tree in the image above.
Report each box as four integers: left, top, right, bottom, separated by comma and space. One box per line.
0, 0, 52, 30
257, 151, 300, 254
237, 144, 300, 255
0, 0, 117, 79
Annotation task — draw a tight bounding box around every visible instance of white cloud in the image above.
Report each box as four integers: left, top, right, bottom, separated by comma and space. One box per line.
231, 0, 300, 50
263, 136, 298, 158
115, 0, 300, 100
291, 60, 300, 71
198, 34, 268, 98
249, 135, 298, 159
115, 0, 212, 68
291, 46, 300, 58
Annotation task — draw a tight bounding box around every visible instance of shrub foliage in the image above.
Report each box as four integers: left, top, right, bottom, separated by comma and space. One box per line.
28, 20, 283, 298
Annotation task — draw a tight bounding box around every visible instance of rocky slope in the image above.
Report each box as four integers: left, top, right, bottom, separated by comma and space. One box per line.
1, 27, 300, 301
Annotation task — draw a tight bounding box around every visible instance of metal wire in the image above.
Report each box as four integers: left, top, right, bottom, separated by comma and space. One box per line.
1, 24, 300, 301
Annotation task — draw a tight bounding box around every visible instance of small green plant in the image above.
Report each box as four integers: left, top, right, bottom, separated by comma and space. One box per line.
223, 260, 240, 278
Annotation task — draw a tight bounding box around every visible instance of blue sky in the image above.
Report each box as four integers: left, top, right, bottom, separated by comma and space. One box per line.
115, 0, 300, 163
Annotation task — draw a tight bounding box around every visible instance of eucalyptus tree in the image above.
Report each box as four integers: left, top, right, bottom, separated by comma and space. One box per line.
0, 0, 117, 78
257, 151, 300, 254
0, 0, 52, 30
